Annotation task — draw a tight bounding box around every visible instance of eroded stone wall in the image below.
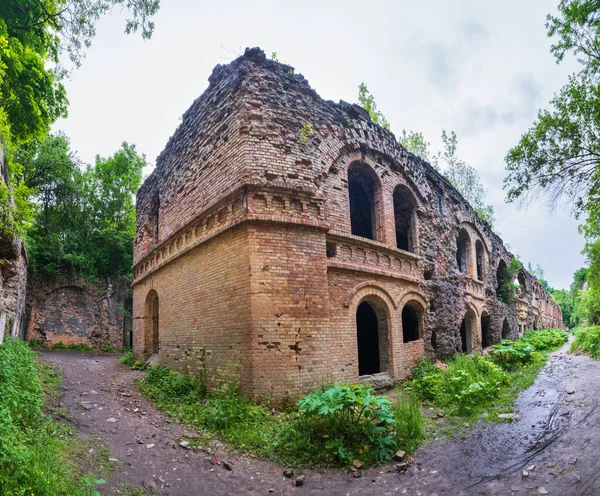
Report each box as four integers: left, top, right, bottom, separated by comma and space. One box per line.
26, 274, 129, 349
0, 145, 28, 343
132, 48, 565, 401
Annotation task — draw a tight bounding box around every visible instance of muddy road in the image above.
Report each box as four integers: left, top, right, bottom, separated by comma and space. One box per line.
41, 342, 600, 495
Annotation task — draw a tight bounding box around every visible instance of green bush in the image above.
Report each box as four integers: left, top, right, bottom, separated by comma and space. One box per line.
0, 339, 84, 494
120, 349, 134, 366
490, 329, 568, 370
296, 384, 396, 465
406, 354, 509, 415
570, 326, 600, 359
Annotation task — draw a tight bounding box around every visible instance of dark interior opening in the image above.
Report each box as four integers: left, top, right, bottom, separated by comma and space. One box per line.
393, 187, 415, 252
431, 330, 438, 351
152, 295, 159, 355
496, 260, 511, 303
457, 230, 469, 273
476, 240, 484, 280
356, 301, 380, 376
402, 305, 420, 343
518, 271, 526, 290
460, 318, 468, 352
502, 318, 510, 340
348, 164, 377, 240
326, 242, 337, 258
481, 313, 491, 348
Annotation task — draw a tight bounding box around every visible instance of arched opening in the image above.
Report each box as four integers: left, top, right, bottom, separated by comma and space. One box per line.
517, 271, 526, 292
496, 260, 512, 303
481, 312, 491, 348
431, 330, 438, 351
502, 318, 510, 340
457, 229, 471, 274
475, 240, 485, 281
356, 299, 389, 376
348, 163, 379, 240
402, 304, 420, 343
393, 186, 415, 252
460, 310, 476, 353
145, 290, 160, 356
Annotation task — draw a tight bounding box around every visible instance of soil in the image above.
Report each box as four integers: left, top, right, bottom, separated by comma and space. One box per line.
40, 342, 600, 496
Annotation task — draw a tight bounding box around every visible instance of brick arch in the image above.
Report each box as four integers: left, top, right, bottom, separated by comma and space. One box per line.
397, 290, 427, 313
144, 289, 160, 357
344, 282, 397, 310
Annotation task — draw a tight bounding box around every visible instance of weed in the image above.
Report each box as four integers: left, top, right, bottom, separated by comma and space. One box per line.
120, 349, 134, 366
132, 359, 148, 370
392, 393, 426, 453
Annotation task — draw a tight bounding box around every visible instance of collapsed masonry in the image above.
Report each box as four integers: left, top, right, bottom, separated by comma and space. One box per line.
132, 48, 564, 401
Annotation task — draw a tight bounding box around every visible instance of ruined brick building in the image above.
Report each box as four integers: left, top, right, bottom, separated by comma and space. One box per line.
132, 48, 564, 400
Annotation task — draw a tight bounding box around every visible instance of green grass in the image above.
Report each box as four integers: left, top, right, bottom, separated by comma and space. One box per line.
570, 326, 600, 359
29, 339, 126, 353
0, 340, 144, 495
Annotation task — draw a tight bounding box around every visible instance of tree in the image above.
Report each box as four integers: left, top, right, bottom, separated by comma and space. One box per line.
437, 130, 495, 226
357, 83, 391, 131
22, 135, 144, 279
504, 1, 600, 215
399, 129, 433, 163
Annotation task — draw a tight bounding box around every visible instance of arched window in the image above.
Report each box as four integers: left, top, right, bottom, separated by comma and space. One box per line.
481, 311, 491, 348
145, 290, 160, 356
460, 309, 476, 353
496, 260, 511, 303
457, 229, 471, 274
517, 271, 526, 292
475, 240, 484, 280
393, 186, 416, 252
402, 304, 421, 343
356, 298, 390, 375
348, 163, 379, 240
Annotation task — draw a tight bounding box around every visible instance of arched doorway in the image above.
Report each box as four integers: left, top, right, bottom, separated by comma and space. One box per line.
356, 299, 389, 376
393, 186, 415, 252
402, 304, 421, 343
497, 260, 511, 303
460, 310, 476, 353
481, 312, 491, 348
348, 163, 379, 240
502, 318, 510, 340
145, 290, 160, 356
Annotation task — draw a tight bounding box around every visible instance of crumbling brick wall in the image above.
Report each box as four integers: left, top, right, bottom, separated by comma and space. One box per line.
132, 48, 565, 401
26, 274, 129, 349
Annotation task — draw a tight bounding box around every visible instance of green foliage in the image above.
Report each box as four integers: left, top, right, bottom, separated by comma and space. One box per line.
437, 130, 495, 226
50, 341, 94, 351
120, 349, 134, 366
21, 134, 145, 279
83, 475, 106, 496
497, 257, 522, 304
399, 129, 433, 162
490, 329, 568, 370
406, 354, 510, 416
357, 83, 391, 131
138, 367, 427, 467
298, 123, 314, 144
570, 325, 600, 359
132, 359, 148, 370
296, 384, 396, 465
0, 339, 87, 494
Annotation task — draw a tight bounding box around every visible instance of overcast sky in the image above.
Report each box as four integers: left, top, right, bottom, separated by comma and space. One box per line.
53, 0, 585, 290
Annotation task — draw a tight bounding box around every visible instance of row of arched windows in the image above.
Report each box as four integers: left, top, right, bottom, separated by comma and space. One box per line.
348, 162, 417, 253
456, 228, 486, 280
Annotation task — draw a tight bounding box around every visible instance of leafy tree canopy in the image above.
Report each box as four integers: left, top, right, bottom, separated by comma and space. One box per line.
20, 134, 144, 280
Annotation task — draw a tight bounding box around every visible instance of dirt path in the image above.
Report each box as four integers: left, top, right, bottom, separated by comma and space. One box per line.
40, 343, 600, 496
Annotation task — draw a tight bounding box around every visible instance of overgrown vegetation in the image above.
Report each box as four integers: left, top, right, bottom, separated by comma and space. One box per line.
29, 339, 124, 353
570, 326, 600, 359
405, 329, 568, 417
138, 367, 424, 467
0, 339, 83, 494
138, 330, 565, 467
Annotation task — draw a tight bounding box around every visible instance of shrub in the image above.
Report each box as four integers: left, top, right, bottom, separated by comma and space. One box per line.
406, 355, 509, 415
570, 326, 600, 359
522, 328, 569, 351
489, 340, 538, 369
132, 359, 148, 370
143, 365, 206, 400
120, 349, 134, 366
296, 384, 396, 465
